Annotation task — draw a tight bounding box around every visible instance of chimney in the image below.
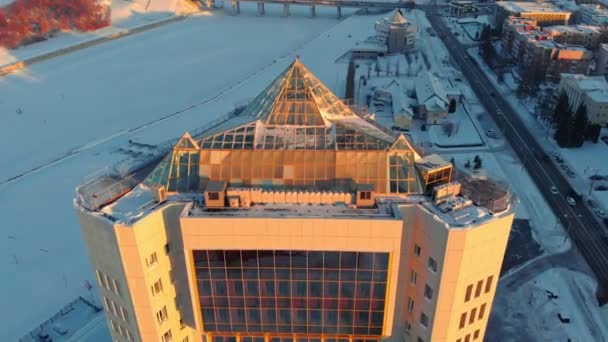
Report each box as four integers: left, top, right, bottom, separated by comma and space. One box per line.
153, 185, 167, 204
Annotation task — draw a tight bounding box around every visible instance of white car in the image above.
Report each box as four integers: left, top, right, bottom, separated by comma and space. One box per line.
550, 186, 559, 195
596, 209, 606, 218
566, 197, 576, 206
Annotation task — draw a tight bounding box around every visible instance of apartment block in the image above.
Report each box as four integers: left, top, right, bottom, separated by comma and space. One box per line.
559, 73, 608, 125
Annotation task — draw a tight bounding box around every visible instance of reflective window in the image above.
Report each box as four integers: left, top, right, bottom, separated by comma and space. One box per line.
193, 250, 389, 335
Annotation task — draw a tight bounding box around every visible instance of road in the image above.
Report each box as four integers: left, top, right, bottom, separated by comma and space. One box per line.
425, 9, 608, 302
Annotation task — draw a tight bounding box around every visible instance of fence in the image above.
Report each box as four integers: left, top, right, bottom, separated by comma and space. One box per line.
75, 105, 246, 211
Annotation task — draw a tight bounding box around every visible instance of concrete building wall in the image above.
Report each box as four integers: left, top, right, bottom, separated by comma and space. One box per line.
398, 204, 513, 342
77, 210, 141, 342
78, 204, 199, 342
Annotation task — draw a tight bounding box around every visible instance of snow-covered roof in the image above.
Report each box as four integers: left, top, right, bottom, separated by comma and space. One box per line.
561, 73, 608, 103
544, 25, 602, 35
380, 79, 413, 118
415, 72, 449, 111
498, 1, 569, 14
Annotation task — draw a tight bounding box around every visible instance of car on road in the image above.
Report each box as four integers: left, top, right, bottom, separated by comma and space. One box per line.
596, 209, 606, 218
550, 186, 559, 195
486, 129, 497, 139
567, 197, 577, 206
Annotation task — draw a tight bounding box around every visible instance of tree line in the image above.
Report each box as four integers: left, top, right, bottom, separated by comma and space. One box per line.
552, 92, 602, 147
0, 0, 111, 49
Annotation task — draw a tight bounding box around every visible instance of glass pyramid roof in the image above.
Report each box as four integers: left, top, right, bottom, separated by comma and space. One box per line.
198, 59, 396, 151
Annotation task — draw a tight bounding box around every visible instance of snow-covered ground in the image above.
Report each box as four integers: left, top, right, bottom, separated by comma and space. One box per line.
490, 268, 608, 341
0, 7, 384, 340
427, 103, 483, 147
0, 0, 197, 68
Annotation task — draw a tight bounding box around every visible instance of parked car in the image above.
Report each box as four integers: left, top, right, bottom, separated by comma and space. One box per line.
596, 209, 606, 218
486, 129, 497, 139
551, 151, 559, 158
550, 186, 559, 195
566, 170, 576, 178
555, 156, 564, 163
567, 197, 577, 206
560, 164, 569, 171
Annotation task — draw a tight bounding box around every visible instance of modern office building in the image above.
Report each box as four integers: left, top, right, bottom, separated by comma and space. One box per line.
495, 2, 572, 28
75, 59, 514, 342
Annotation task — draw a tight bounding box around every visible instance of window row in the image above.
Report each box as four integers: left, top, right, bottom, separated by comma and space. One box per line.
96, 270, 121, 297
458, 303, 487, 329
103, 296, 128, 323
193, 251, 389, 271
195, 268, 389, 281
109, 319, 132, 341
199, 297, 386, 310
202, 307, 385, 325
464, 276, 493, 302
201, 323, 383, 335
197, 279, 387, 298
209, 336, 377, 342
456, 329, 480, 342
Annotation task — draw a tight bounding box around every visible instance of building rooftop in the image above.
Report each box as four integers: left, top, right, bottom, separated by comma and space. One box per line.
75, 59, 511, 229
544, 25, 602, 35
415, 72, 449, 111
498, 1, 570, 14
561, 73, 608, 102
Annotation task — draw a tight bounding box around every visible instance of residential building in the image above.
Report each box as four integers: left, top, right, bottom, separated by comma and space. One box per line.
502, 17, 594, 80
495, 2, 572, 28
501, 17, 540, 64
374, 79, 414, 130
543, 25, 604, 50
374, 10, 418, 53
559, 73, 608, 125
75, 59, 515, 342
415, 72, 461, 125
579, 4, 608, 25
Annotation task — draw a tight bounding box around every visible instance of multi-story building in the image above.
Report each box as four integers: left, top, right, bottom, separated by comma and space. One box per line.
559, 73, 608, 125
579, 4, 608, 25
502, 17, 594, 80
543, 25, 604, 50
501, 17, 540, 63
495, 2, 572, 28
374, 10, 417, 53
75, 59, 514, 342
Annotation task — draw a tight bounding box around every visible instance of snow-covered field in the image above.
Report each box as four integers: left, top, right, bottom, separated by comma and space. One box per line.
0, 5, 369, 339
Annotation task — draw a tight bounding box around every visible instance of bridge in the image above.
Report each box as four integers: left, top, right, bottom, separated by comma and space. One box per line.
200, 0, 433, 18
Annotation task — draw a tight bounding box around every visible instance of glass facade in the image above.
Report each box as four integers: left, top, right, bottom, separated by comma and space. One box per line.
193, 250, 389, 337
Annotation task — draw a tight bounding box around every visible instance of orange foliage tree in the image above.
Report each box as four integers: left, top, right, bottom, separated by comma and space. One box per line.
0, 0, 111, 49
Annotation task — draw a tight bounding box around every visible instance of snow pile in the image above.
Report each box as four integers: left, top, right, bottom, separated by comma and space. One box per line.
108, 0, 181, 24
